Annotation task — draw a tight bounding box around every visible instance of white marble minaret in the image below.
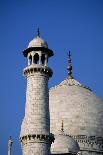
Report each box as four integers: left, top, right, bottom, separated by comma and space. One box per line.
20, 30, 54, 155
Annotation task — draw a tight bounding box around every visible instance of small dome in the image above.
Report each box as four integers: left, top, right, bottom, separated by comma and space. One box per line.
28, 35, 48, 48
51, 131, 80, 154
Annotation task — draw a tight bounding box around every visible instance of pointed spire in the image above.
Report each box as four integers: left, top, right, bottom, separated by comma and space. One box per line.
37, 27, 40, 37
67, 51, 73, 79
8, 136, 13, 155
61, 120, 64, 132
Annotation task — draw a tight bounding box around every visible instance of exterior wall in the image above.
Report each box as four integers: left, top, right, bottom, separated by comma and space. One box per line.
20, 67, 53, 155
22, 140, 50, 155
21, 72, 50, 136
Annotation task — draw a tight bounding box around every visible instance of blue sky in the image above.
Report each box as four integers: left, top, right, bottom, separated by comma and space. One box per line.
0, 0, 103, 154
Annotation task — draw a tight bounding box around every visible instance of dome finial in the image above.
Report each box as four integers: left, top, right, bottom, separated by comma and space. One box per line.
37, 27, 40, 37
67, 51, 73, 79
61, 120, 64, 132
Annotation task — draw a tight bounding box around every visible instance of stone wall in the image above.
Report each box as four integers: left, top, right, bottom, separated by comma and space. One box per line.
23, 72, 49, 135
20, 69, 52, 155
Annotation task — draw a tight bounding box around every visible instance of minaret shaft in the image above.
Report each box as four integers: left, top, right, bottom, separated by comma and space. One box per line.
25, 72, 50, 134
20, 69, 53, 155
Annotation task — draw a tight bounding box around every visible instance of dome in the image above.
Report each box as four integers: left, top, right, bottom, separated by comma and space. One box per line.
49, 77, 103, 137
51, 131, 80, 154
23, 33, 54, 57
28, 35, 48, 48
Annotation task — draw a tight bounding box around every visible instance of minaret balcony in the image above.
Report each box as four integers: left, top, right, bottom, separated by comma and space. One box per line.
20, 133, 55, 146
23, 64, 53, 77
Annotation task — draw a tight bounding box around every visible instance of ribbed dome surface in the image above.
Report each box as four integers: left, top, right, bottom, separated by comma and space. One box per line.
51, 131, 80, 154
28, 36, 48, 48
49, 77, 103, 137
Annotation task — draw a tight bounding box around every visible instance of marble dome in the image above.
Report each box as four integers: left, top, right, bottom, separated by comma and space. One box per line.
49, 77, 103, 137
28, 35, 48, 48
51, 130, 80, 154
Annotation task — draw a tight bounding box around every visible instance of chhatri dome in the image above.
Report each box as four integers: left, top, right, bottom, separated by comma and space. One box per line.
28, 28, 48, 48
51, 121, 80, 155
50, 51, 103, 154
23, 29, 53, 58
51, 133, 79, 155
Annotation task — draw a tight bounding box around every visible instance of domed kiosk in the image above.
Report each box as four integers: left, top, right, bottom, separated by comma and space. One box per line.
50, 52, 103, 155
51, 121, 80, 155
28, 35, 48, 48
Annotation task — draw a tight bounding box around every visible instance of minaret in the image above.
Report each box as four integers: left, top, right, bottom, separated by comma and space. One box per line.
20, 30, 54, 155
8, 136, 13, 155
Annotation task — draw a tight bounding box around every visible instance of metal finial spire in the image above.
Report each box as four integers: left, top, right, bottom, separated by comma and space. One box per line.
8, 136, 13, 155
37, 28, 40, 37
61, 120, 64, 132
67, 51, 73, 79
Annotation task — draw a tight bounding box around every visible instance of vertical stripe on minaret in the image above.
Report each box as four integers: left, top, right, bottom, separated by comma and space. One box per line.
20, 32, 54, 155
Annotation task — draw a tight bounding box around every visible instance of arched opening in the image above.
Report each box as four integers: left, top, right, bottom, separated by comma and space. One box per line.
29, 55, 32, 65
41, 54, 45, 65
34, 53, 39, 64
